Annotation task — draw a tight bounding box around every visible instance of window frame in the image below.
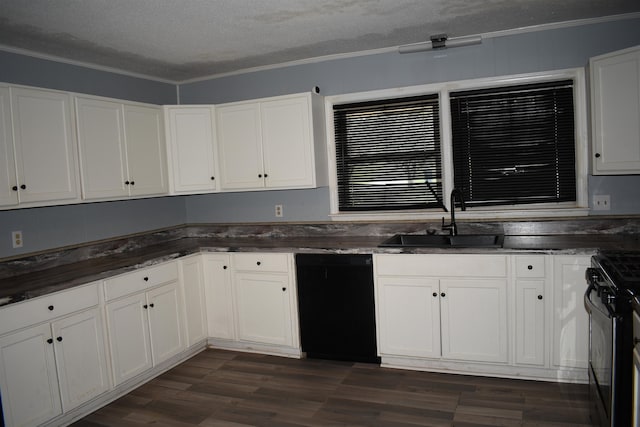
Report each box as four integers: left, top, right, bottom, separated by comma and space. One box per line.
325, 68, 589, 221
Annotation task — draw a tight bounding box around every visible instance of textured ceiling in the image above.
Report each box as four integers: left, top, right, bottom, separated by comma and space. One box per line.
0, 0, 639, 82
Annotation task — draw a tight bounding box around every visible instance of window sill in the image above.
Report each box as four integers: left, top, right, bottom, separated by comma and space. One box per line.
329, 207, 590, 222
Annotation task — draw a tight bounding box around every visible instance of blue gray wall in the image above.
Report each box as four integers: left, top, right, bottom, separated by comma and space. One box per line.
180, 17, 640, 223
1, 17, 640, 258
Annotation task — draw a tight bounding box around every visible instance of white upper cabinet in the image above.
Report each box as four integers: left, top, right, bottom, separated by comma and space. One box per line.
216, 93, 326, 191
0, 86, 18, 207
164, 106, 218, 194
76, 96, 168, 200
590, 45, 640, 174
9, 86, 80, 205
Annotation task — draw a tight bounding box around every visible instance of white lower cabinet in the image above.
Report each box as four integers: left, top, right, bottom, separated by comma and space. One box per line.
203, 252, 300, 355
105, 261, 186, 386
375, 254, 508, 365
374, 253, 590, 381
440, 278, 508, 363
0, 283, 108, 427
552, 255, 591, 370
179, 255, 208, 346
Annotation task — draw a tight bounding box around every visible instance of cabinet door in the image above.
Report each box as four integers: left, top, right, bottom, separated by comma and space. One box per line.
52, 307, 110, 411
123, 104, 168, 196
216, 103, 264, 190
0, 323, 62, 427
234, 271, 293, 346
376, 276, 441, 358
147, 281, 185, 365
106, 292, 152, 385
11, 87, 79, 203
552, 256, 591, 369
165, 106, 218, 194
180, 256, 208, 346
75, 97, 129, 199
203, 254, 235, 340
0, 86, 18, 207
440, 278, 508, 363
591, 46, 640, 174
515, 279, 545, 365
261, 95, 314, 189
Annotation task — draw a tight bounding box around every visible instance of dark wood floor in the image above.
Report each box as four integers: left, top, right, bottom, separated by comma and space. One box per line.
73, 349, 595, 427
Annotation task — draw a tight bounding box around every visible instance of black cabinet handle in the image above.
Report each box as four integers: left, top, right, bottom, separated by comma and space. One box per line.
125, 181, 130, 185
264, 173, 268, 178
440, 292, 446, 297
256, 261, 261, 266
538, 295, 543, 300
20, 184, 26, 190
595, 153, 601, 158
48, 305, 54, 311
528, 265, 533, 270
47, 338, 53, 344
258, 174, 262, 178
56, 336, 63, 342
130, 181, 135, 185
11, 186, 17, 191
143, 304, 148, 309
432, 292, 438, 297
149, 303, 155, 308
223, 265, 227, 269
282, 287, 286, 292
210, 176, 215, 180
143, 277, 149, 281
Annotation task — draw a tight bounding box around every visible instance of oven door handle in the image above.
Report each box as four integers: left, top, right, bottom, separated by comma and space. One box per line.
584, 285, 615, 318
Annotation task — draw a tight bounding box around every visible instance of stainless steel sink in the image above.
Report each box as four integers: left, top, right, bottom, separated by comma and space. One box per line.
379, 233, 504, 248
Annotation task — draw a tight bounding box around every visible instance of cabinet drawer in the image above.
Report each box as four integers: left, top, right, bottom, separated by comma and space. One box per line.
0, 282, 100, 335
233, 253, 290, 272
515, 256, 546, 278
105, 261, 178, 301
374, 254, 508, 278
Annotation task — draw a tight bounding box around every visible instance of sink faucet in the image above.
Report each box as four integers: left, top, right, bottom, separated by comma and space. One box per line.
442, 189, 466, 236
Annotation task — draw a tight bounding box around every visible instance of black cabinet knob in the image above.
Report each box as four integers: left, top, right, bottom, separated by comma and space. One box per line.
47, 338, 53, 344
256, 261, 261, 266
258, 174, 263, 178
538, 295, 543, 300
210, 176, 215, 180
125, 181, 130, 185
149, 303, 154, 308
223, 265, 228, 269
528, 265, 533, 270
143, 277, 149, 281
264, 173, 268, 178
282, 287, 286, 292
130, 181, 135, 185
432, 292, 438, 297
56, 336, 63, 342
20, 184, 26, 190
11, 186, 17, 191
48, 305, 54, 311
595, 153, 601, 158
143, 304, 148, 309
440, 292, 446, 297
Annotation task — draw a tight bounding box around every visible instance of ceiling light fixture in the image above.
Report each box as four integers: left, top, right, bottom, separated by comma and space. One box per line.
398, 34, 482, 54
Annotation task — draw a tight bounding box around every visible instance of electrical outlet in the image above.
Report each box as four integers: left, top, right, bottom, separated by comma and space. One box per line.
275, 204, 283, 217
593, 195, 611, 211
12, 231, 23, 248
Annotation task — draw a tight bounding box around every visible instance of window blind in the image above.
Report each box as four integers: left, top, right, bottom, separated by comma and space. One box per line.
450, 80, 576, 207
334, 95, 442, 211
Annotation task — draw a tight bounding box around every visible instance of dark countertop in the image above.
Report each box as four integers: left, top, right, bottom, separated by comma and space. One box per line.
0, 233, 638, 307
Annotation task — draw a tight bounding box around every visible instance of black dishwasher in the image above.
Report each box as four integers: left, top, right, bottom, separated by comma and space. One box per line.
295, 253, 380, 363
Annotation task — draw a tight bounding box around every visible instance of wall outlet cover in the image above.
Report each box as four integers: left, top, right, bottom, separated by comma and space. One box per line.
593, 195, 611, 211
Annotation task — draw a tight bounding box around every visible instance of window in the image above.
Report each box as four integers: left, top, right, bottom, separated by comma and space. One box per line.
450, 80, 576, 207
328, 69, 587, 219
334, 95, 442, 211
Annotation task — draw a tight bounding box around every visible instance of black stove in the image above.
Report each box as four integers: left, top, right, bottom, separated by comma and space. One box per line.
586, 250, 639, 427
